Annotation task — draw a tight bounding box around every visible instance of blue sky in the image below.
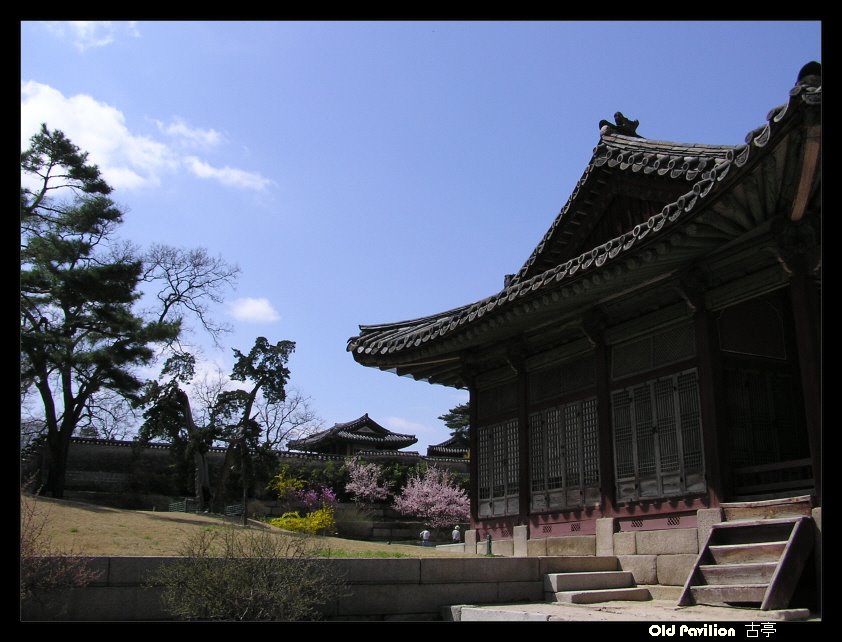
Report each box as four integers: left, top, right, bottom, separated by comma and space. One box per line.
21, 21, 821, 453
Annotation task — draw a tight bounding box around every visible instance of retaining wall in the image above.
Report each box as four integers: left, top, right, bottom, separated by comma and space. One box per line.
21, 555, 592, 621
454, 521, 700, 587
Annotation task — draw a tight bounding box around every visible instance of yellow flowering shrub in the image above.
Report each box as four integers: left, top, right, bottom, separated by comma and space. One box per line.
268, 507, 336, 535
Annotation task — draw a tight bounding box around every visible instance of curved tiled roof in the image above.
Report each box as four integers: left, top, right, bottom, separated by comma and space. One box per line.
347, 70, 821, 377
511, 134, 736, 283
287, 413, 418, 450
427, 434, 470, 457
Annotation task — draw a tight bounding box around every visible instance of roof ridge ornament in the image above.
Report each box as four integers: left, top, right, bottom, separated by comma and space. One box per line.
796, 61, 821, 87
599, 111, 641, 137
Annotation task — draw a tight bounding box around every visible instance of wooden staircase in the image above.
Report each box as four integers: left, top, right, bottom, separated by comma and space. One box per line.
678, 516, 814, 610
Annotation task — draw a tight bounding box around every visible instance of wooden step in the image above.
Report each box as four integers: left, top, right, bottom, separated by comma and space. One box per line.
708, 542, 786, 564
690, 584, 767, 605
713, 516, 806, 528
699, 563, 777, 585
710, 522, 797, 545
721, 495, 813, 522
679, 515, 814, 611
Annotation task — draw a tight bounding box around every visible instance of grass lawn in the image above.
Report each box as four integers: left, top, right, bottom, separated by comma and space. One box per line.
22, 495, 480, 558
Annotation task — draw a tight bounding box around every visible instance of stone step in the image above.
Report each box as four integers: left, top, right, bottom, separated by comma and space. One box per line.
708, 542, 786, 564
542, 556, 620, 573
690, 584, 768, 605
699, 563, 778, 585
548, 587, 652, 604
544, 571, 635, 592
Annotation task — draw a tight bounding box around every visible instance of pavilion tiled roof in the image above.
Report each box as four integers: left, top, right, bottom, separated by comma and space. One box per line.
427, 434, 470, 458
287, 414, 417, 451
510, 134, 736, 285
347, 65, 821, 388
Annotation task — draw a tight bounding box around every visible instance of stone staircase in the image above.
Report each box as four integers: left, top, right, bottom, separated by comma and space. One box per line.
544, 558, 651, 604
679, 497, 816, 611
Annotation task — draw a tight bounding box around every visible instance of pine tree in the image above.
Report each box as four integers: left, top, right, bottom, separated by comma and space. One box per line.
20, 125, 179, 497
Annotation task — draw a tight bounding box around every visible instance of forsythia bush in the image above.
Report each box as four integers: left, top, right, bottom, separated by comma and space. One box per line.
268, 468, 306, 499
269, 507, 336, 535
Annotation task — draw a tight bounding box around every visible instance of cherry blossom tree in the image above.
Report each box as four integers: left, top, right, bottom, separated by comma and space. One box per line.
344, 457, 393, 505
392, 466, 469, 528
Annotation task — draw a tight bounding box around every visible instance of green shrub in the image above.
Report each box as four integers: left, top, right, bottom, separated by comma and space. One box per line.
153, 525, 345, 621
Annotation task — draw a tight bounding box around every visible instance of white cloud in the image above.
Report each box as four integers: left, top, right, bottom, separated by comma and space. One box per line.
46, 21, 140, 52
21, 81, 176, 190
157, 117, 223, 148
185, 157, 273, 191
227, 297, 281, 323
21, 81, 274, 193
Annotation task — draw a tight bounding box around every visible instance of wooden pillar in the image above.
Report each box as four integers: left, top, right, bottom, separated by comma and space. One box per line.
516, 362, 531, 527
789, 267, 822, 503
594, 338, 616, 517
468, 385, 479, 524
693, 307, 728, 505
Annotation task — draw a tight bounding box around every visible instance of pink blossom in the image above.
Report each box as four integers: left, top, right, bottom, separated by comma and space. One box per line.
344, 457, 393, 504
393, 466, 470, 528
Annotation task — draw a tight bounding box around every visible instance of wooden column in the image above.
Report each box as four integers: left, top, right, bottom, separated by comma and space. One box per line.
789, 267, 822, 503
505, 344, 531, 527
467, 385, 479, 524
594, 336, 616, 517
693, 306, 727, 505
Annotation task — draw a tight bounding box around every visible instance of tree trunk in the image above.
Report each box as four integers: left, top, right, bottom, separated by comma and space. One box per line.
41, 425, 73, 499
177, 390, 213, 511
194, 450, 212, 511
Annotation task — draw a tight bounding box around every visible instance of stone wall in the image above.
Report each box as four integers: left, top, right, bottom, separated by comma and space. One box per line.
57, 439, 468, 506
21, 556, 580, 621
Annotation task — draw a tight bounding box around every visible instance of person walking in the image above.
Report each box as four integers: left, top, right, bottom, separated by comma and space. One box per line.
420, 528, 431, 547
452, 525, 461, 542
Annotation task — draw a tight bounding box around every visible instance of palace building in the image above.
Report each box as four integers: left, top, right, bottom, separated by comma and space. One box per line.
348, 63, 821, 541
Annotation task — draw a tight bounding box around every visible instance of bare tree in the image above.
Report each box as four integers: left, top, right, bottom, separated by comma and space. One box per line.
188, 361, 231, 437
139, 353, 217, 511
76, 389, 138, 441
255, 388, 323, 450
142, 244, 240, 349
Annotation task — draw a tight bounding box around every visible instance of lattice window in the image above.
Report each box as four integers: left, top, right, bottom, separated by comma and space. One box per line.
613, 337, 651, 380
529, 396, 600, 513
560, 353, 596, 395
529, 352, 596, 402
477, 418, 519, 518
611, 368, 706, 502
581, 398, 600, 488
612, 323, 696, 379
725, 366, 809, 474
563, 403, 580, 488
529, 414, 544, 492
653, 324, 696, 369
477, 380, 518, 421
545, 407, 563, 489
677, 371, 705, 493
